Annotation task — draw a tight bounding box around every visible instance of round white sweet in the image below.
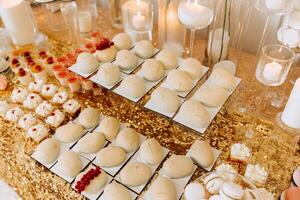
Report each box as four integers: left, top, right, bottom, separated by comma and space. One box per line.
120, 162, 152, 187
77, 132, 106, 154
35, 101, 54, 117
76, 52, 99, 73
184, 182, 206, 200
55, 122, 85, 143
156, 49, 177, 69
28, 80, 45, 93
35, 138, 60, 165
116, 128, 140, 153
207, 68, 235, 91
115, 50, 138, 70
180, 57, 202, 79
221, 182, 244, 199
11, 88, 28, 103
94, 46, 118, 63
139, 138, 164, 165
41, 84, 58, 98
193, 87, 227, 107
141, 59, 165, 82
151, 87, 180, 113
102, 182, 131, 200
18, 113, 37, 130
97, 116, 120, 141
27, 124, 49, 142
5, 107, 24, 122
133, 40, 155, 59
112, 33, 133, 50
189, 140, 214, 168
97, 63, 120, 86
166, 69, 193, 92
150, 176, 177, 200
95, 145, 126, 167
51, 91, 68, 105
0, 100, 10, 117
162, 155, 194, 179
78, 107, 100, 129
213, 60, 236, 76
63, 99, 81, 114
120, 75, 146, 99
57, 151, 82, 178
23, 93, 43, 110
203, 173, 224, 194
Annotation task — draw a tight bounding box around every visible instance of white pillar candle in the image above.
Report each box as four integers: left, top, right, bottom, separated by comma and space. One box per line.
132, 12, 146, 31
78, 11, 93, 33
281, 78, 300, 129
265, 0, 285, 11
0, 0, 35, 46
262, 61, 282, 82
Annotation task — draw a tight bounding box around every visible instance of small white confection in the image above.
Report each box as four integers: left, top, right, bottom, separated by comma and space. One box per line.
95, 145, 126, 167
139, 138, 164, 165
77, 132, 106, 154
35, 101, 54, 117
45, 109, 65, 127
245, 164, 268, 185
213, 60, 237, 76
230, 143, 251, 162
28, 80, 45, 93
51, 91, 68, 105
151, 87, 180, 113
115, 50, 138, 70
34, 138, 60, 164
180, 58, 202, 79
112, 33, 133, 50
141, 59, 165, 82
78, 107, 100, 129
150, 176, 177, 200
162, 155, 194, 179
55, 122, 85, 143
27, 124, 49, 142
63, 99, 81, 114
216, 163, 237, 181
11, 88, 28, 103
97, 62, 121, 86
203, 173, 224, 194
184, 182, 207, 200
206, 68, 236, 91
23, 93, 43, 110
116, 128, 140, 153
94, 46, 118, 63
120, 162, 152, 187
97, 116, 120, 141
57, 150, 82, 178
194, 87, 227, 107
179, 100, 210, 128
220, 182, 244, 199
0, 100, 10, 117
188, 140, 214, 168
18, 113, 37, 130
102, 182, 131, 200
156, 49, 177, 70
75, 168, 108, 194
5, 107, 24, 122
120, 75, 146, 99
41, 84, 58, 98
166, 69, 193, 92
133, 40, 155, 59
76, 52, 99, 73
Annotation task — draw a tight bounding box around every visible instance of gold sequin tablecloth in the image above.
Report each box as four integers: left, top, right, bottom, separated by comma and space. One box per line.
0, 6, 300, 200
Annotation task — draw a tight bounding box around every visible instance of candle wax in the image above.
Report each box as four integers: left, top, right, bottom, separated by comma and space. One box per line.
262, 61, 282, 82
132, 13, 146, 31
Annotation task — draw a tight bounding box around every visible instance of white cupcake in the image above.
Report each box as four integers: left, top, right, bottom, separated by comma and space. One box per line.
27, 124, 49, 142
115, 50, 138, 71
18, 113, 37, 130
5, 107, 24, 122
63, 99, 81, 114
120, 75, 146, 99
141, 59, 165, 82
23, 93, 43, 110
28, 80, 45, 93
11, 88, 28, 103
166, 69, 193, 92
51, 91, 69, 105
35, 101, 54, 117
133, 40, 155, 59
156, 49, 177, 69
41, 84, 58, 99
45, 109, 65, 127
112, 33, 133, 50
97, 63, 120, 86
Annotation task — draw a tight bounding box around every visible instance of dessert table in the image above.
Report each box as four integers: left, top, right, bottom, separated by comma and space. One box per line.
0, 5, 300, 200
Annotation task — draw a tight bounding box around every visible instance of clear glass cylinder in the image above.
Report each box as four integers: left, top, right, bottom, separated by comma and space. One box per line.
60, 1, 79, 44
109, 0, 126, 29
76, 0, 97, 33
44, 1, 67, 32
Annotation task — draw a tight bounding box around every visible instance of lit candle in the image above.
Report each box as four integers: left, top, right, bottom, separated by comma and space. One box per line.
78, 11, 93, 33
262, 61, 282, 82
131, 12, 146, 31
265, 0, 285, 11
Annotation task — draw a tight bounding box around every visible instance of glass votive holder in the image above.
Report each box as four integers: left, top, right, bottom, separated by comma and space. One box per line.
76, 0, 97, 34
127, 6, 153, 33
255, 0, 294, 15
256, 44, 295, 86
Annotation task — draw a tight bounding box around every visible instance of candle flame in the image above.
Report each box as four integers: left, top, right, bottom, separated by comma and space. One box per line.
137, 0, 141, 5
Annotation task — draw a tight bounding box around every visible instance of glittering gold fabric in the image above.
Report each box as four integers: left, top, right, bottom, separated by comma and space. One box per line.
0, 5, 300, 200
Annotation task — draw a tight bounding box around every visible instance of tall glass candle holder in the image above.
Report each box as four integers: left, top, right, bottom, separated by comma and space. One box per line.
109, 0, 126, 29
76, 0, 97, 34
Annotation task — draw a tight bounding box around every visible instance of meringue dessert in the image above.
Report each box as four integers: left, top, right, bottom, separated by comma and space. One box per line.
119, 162, 152, 187
141, 59, 165, 82
244, 164, 268, 185
230, 143, 251, 162
97, 63, 120, 86
156, 49, 177, 70
27, 124, 49, 142
180, 57, 203, 79
45, 109, 65, 127
139, 138, 164, 165
150, 176, 177, 200
188, 140, 214, 168
28, 80, 45, 93
35, 101, 54, 117
41, 84, 58, 98
56, 150, 83, 178
206, 68, 236, 91
95, 145, 126, 168
23, 93, 43, 110
150, 87, 180, 113
18, 113, 37, 130
75, 52, 99, 73
97, 116, 120, 140
116, 128, 140, 153
77, 132, 106, 154
193, 87, 227, 107
34, 138, 60, 164
101, 182, 131, 200
94, 45, 118, 63
78, 107, 100, 129
112, 33, 133, 50
63, 99, 81, 114
184, 182, 208, 200
11, 88, 28, 103
133, 40, 155, 59
166, 69, 193, 92
55, 122, 85, 143
115, 50, 138, 71
5, 107, 24, 122
119, 75, 146, 99
162, 155, 194, 179
51, 91, 68, 105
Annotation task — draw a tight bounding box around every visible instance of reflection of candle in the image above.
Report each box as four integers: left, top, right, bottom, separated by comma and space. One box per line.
132, 12, 146, 31
265, 0, 285, 11
78, 11, 93, 33
262, 61, 282, 81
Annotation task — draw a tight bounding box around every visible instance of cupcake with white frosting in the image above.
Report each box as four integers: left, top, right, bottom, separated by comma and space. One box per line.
11, 88, 28, 103
5, 107, 24, 122
35, 101, 54, 117
18, 113, 37, 130
45, 109, 65, 128
27, 124, 49, 142
23, 93, 43, 110
215, 163, 237, 182
51, 91, 68, 105
245, 164, 268, 185
63, 99, 81, 114
28, 80, 45, 93
41, 84, 58, 99
230, 143, 251, 162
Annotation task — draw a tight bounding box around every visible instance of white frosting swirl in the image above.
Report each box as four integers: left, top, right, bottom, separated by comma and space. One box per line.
63, 99, 81, 114
245, 164, 268, 184
18, 113, 37, 130
216, 163, 237, 181
35, 101, 54, 117
230, 143, 251, 160
23, 93, 43, 110
45, 110, 65, 127
27, 124, 49, 142
11, 88, 28, 103
5, 107, 24, 122
51, 91, 68, 104
41, 84, 58, 97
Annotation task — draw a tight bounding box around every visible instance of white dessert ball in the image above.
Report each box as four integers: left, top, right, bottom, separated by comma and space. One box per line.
35, 138, 60, 164
140, 138, 164, 165
120, 75, 146, 99
193, 87, 227, 107
151, 87, 180, 113
141, 59, 165, 82
78, 107, 100, 129
94, 46, 118, 63
207, 68, 235, 91
97, 116, 120, 141
55, 122, 85, 143
77, 132, 106, 154
162, 155, 194, 179
156, 49, 177, 69
57, 151, 82, 178
189, 140, 214, 168
115, 50, 138, 70
97, 63, 120, 86
203, 173, 224, 194
184, 182, 207, 200
112, 33, 133, 50
116, 128, 140, 153
76, 52, 99, 73
120, 162, 152, 187
150, 176, 177, 200
213, 60, 236, 76
95, 145, 126, 167
180, 57, 202, 79
133, 40, 155, 59
166, 69, 193, 92
102, 182, 131, 200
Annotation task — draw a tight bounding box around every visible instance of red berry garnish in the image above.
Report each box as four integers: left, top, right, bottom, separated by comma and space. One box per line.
18, 68, 26, 77
85, 43, 94, 49
47, 57, 54, 64
23, 51, 30, 57
12, 58, 19, 66
39, 51, 46, 57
